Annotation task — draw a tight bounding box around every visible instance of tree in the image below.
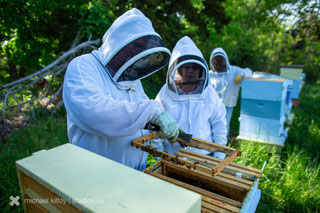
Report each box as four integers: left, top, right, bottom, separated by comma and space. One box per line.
0, 0, 112, 84
287, 0, 320, 82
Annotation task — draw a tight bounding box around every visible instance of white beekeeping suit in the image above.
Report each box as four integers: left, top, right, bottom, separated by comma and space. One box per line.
63, 8, 179, 170
156, 36, 228, 158
209, 47, 252, 129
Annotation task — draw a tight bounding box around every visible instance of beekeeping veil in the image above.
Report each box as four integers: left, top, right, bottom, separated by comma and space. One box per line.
94, 8, 170, 90
167, 36, 209, 99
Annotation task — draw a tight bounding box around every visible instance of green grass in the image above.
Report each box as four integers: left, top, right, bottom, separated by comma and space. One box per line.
1, 82, 320, 212
0, 107, 68, 212
230, 82, 320, 212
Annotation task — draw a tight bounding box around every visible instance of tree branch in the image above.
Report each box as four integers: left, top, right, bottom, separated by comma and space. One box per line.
0, 38, 100, 90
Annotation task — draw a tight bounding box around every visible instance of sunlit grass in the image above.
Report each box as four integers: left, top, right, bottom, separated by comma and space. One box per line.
231, 82, 320, 212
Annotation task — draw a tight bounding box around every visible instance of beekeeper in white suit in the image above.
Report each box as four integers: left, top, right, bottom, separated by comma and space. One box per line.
156, 36, 228, 159
209, 47, 252, 133
63, 8, 179, 171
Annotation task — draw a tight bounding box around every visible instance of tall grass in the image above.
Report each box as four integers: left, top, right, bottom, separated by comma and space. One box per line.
0, 107, 68, 212
230, 81, 320, 212
1, 82, 319, 212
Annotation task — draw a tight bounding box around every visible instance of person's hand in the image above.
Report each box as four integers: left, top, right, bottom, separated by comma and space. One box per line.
152, 111, 179, 145
234, 74, 243, 84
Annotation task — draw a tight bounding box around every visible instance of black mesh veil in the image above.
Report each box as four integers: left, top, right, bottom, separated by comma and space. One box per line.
168, 55, 207, 95
105, 35, 170, 82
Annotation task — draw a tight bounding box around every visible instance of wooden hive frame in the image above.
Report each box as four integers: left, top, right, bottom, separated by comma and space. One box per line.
132, 132, 263, 213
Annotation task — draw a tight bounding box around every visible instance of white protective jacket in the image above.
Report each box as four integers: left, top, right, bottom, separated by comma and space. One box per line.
209, 48, 252, 108
156, 36, 228, 155
63, 8, 170, 170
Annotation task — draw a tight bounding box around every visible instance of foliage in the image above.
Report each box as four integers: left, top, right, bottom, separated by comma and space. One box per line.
227, 82, 320, 212
284, 81, 320, 160
0, 0, 112, 84
0, 38, 100, 138
1, 0, 319, 91
0, 107, 67, 212
278, 1, 320, 82
78, 0, 114, 40
230, 82, 320, 212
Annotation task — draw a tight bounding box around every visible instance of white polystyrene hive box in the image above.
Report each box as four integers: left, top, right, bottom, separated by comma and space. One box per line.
16, 143, 201, 213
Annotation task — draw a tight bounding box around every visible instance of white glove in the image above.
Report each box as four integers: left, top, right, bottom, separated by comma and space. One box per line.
152, 111, 179, 144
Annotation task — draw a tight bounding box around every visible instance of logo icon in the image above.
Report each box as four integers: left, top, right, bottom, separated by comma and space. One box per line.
10, 196, 20, 206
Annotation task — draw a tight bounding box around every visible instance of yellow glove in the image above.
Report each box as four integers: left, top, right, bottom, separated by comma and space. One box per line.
234, 74, 243, 84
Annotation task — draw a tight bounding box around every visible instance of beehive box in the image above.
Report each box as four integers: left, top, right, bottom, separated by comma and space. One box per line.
280, 65, 305, 99
238, 74, 293, 145
250, 72, 293, 119
16, 143, 201, 213
280, 65, 304, 81
238, 115, 288, 146
240, 77, 292, 120
288, 79, 302, 99
132, 132, 263, 213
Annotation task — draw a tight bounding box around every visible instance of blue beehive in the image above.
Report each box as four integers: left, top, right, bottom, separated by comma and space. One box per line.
237, 72, 293, 146
245, 72, 293, 120
280, 65, 305, 99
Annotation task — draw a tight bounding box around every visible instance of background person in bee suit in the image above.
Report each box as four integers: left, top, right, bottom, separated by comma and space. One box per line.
209, 47, 252, 135
63, 8, 179, 171
155, 36, 228, 159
